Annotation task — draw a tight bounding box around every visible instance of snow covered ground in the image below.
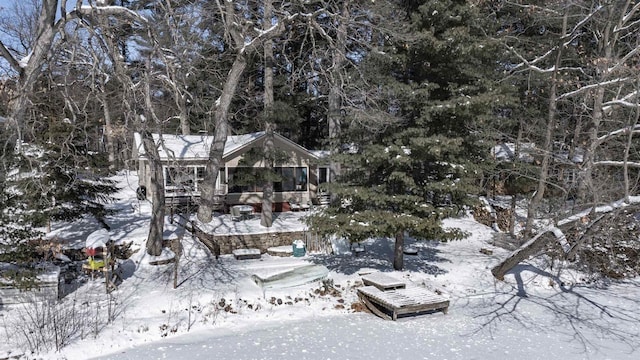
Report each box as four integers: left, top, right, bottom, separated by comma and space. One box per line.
2, 171, 640, 360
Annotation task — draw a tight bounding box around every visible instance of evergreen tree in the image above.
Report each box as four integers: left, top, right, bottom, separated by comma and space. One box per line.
1, 60, 118, 285
309, 0, 502, 270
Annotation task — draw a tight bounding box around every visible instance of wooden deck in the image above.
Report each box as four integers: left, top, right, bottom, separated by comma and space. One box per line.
361, 272, 406, 290
357, 285, 449, 321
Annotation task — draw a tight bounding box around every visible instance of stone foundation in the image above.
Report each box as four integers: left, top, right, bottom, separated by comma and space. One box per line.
213, 231, 305, 254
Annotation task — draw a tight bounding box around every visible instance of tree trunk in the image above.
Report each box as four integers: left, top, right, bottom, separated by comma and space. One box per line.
140, 131, 165, 256
491, 231, 549, 280
179, 98, 190, 135
327, 2, 349, 184
260, 0, 275, 228
624, 76, 640, 201
197, 54, 247, 223
509, 194, 517, 236
576, 14, 614, 207
510, 118, 525, 236
260, 177, 274, 227
393, 231, 404, 271
260, 127, 275, 228
140, 55, 168, 257
523, 13, 567, 236
100, 94, 117, 169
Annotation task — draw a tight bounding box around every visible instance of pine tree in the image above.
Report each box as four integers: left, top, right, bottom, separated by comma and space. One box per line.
1, 80, 118, 286
309, 0, 502, 270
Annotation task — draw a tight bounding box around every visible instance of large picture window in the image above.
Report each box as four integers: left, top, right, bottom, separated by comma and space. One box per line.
274, 167, 307, 192
228, 167, 262, 193
227, 166, 308, 193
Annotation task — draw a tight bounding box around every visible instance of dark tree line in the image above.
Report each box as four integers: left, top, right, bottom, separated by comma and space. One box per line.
1, 0, 639, 274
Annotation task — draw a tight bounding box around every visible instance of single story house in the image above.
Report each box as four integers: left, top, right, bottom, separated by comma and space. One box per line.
133, 132, 329, 211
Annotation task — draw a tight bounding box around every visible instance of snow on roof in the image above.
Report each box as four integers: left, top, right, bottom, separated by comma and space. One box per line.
492, 143, 536, 162
134, 132, 265, 160
554, 149, 584, 164
493, 143, 584, 164
309, 150, 330, 159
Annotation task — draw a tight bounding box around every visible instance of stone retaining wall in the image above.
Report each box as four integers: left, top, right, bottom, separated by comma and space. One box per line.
213, 231, 306, 254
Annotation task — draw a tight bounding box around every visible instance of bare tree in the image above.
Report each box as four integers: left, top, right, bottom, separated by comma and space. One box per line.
197, 1, 297, 223
0, 0, 144, 145
521, 12, 568, 238
148, 0, 206, 136
260, 0, 276, 228
0, 0, 59, 151
492, 1, 640, 279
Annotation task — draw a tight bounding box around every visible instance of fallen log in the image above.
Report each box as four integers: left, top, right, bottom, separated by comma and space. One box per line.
491, 197, 638, 280
491, 230, 555, 280
492, 221, 574, 280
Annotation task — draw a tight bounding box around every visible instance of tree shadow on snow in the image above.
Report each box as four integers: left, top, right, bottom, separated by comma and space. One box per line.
469, 263, 640, 356
308, 237, 450, 276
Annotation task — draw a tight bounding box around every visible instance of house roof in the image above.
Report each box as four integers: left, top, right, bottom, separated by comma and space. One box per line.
134, 132, 318, 161
492, 142, 536, 163
309, 150, 330, 159
492, 142, 583, 164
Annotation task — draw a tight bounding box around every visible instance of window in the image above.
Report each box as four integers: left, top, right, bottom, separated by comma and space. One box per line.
319, 167, 329, 184
228, 166, 308, 193
276, 167, 295, 192
164, 166, 207, 194
296, 167, 308, 191
274, 167, 307, 192
165, 166, 193, 193
195, 166, 205, 190
228, 167, 261, 193
196, 166, 205, 181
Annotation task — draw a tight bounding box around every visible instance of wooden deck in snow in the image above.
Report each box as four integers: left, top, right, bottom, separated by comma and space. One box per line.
361, 272, 406, 291
357, 285, 449, 321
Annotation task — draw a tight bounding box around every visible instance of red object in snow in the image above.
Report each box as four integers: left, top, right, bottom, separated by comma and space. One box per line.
86, 247, 97, 256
